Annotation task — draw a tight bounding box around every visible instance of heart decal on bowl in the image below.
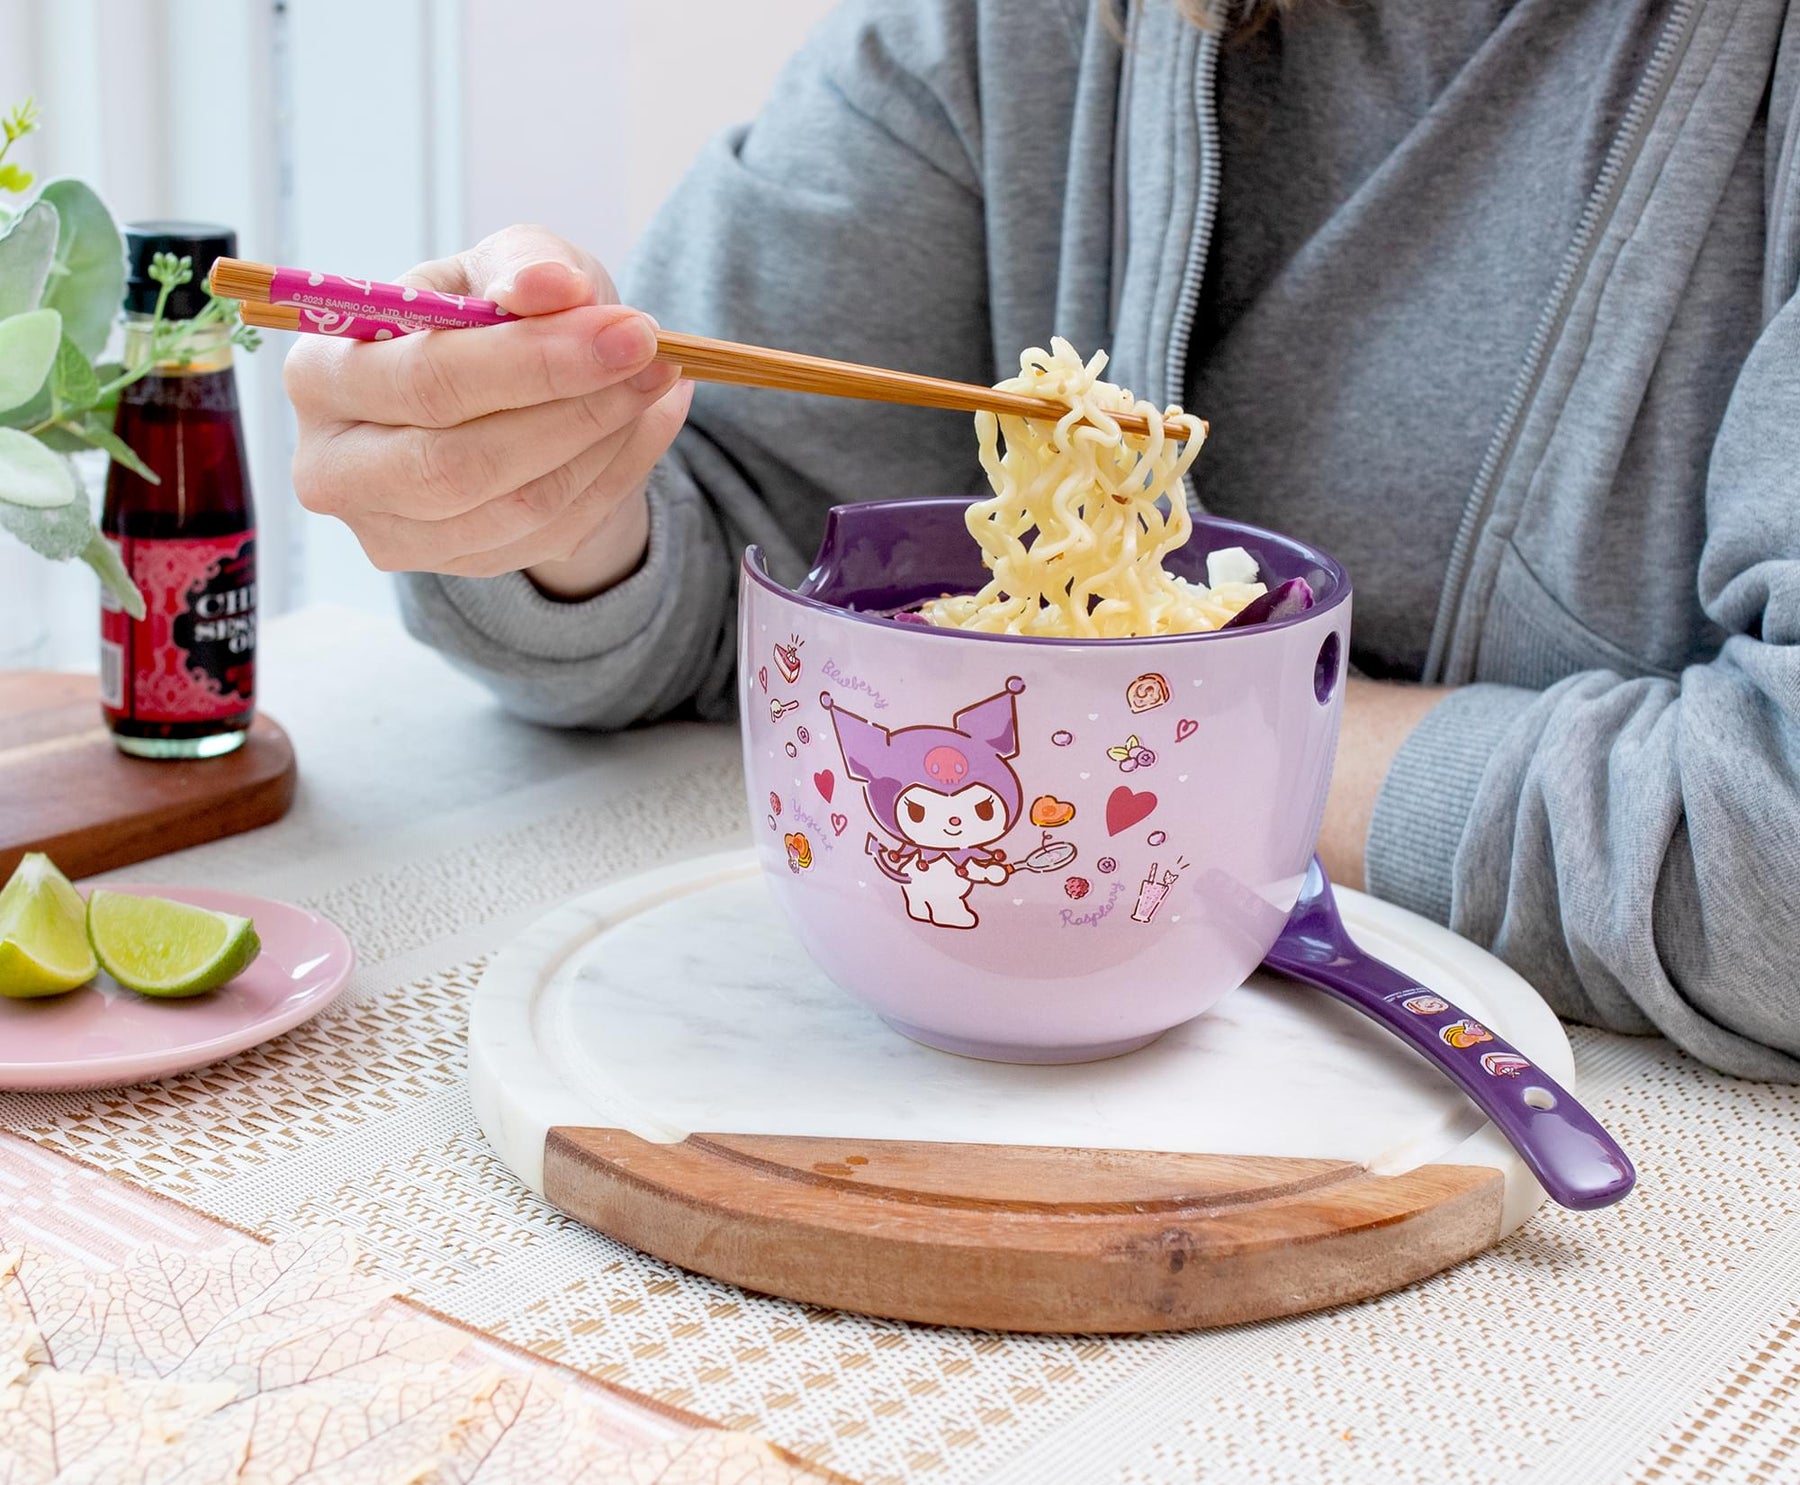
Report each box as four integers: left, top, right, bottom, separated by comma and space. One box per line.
814, 769, 835, 802
1175, 718, 1198, 743
830, 812, 848, 836
1105, 786, 1157, 836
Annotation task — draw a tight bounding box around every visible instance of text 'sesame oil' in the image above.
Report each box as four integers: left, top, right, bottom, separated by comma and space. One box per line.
101, 224, 256, 759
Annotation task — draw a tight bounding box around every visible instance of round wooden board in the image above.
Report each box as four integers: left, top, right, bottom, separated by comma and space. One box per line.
472, 852, 1571, 1334
0, 670, 296, 881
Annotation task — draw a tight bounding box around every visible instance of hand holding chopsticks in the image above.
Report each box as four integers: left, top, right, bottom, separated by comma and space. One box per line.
212, 257, 1198, 443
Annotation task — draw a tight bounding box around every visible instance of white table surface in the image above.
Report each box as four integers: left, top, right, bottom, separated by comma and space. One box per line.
5, 605, 1798, 1485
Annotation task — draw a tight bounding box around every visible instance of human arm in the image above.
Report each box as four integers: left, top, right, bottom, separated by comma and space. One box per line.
1315, 678, 1449, 892
284, 229, 690, 599
1361, 294, 1800, 1082
395, 0, 1002, 728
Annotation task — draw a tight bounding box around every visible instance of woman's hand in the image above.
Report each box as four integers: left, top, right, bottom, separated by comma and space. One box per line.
285, 224, 692, 601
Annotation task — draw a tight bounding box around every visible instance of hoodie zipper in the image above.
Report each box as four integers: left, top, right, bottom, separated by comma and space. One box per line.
1166, 24, 1223, 512
1421, 0, 1705, 682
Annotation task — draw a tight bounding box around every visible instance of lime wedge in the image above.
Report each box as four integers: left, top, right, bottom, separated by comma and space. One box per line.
87, 890, 260, 998
0, 853, 98, 998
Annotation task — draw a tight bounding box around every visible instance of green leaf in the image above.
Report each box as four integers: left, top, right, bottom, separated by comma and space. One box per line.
0, 307, 61, 414
33, 179, 123, 359
32, 423, 87, 453
0, 199, 57, 316
0, 427, 77, 510
51, 333, 99, 410
0, 481, 91, 558
0, 378, 49, 430
80, 526, 143, 618
2, 99, 39, 145
90, 358, 123, 416
0, 163, 34, 193
57, 416, 158, 483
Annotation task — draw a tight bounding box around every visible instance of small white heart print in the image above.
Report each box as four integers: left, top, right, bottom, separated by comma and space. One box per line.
1178, 774, 1189, 783
1012, 898, 1024, 906
1087, 713, 1099, 721
1079, 771, 1090, 779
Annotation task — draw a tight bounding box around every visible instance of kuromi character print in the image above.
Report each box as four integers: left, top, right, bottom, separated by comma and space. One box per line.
824, 678, 1026, 930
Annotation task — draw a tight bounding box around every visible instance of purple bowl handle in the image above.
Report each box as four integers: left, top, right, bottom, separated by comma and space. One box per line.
1264, 860, 1635, 1211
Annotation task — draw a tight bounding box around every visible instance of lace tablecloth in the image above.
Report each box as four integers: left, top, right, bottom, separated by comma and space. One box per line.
4, 606, 1797, 1485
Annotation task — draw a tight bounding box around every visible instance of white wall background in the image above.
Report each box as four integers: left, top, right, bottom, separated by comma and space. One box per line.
0, 0, 835, 668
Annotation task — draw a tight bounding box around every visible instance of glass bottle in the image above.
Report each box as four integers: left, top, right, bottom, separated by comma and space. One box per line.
100, 223, 256, 759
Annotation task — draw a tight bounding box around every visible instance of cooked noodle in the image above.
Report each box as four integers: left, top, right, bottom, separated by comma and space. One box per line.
921, 339, 1265, 638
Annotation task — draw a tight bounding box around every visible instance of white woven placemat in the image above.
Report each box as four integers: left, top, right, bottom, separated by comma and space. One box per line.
3, 610, 1795, 1485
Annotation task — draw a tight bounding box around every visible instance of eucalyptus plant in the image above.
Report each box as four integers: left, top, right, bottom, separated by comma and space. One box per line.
0, 99, 258, 620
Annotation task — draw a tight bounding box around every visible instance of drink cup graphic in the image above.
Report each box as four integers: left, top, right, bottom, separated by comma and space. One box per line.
1131, 862, 1181, 924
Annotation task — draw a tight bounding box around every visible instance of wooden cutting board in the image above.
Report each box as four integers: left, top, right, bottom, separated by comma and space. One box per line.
0, 671, 296, 881
470, 852, 1570, 1334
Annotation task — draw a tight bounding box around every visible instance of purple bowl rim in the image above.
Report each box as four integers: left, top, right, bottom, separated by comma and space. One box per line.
742, 496, 1353, 649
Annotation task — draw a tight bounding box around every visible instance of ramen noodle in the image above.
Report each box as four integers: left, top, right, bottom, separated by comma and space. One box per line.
921, 339, 1266, 638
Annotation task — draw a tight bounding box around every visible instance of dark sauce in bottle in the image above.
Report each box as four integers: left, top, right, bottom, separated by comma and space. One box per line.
100, 224, 256, 759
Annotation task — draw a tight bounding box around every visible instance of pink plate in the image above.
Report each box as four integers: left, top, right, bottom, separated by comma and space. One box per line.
0, 885, 354, 1093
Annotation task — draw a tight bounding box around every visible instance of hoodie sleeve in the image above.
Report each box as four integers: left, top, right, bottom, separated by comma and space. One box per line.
1366, 281, 1800, 1083
397, 0, 997, 727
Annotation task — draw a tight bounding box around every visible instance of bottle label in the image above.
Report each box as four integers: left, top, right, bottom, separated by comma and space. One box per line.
101, 532, 256, 722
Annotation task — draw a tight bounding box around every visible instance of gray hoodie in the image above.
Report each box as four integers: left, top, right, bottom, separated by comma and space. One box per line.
400, 0, 1800, 1081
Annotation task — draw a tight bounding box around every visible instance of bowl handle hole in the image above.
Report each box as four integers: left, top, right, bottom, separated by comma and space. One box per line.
1523, 1086, 1557, 1111
1314, 631, 1342, 706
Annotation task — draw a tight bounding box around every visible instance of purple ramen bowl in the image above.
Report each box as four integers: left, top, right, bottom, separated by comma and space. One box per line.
739, 497, 1351, 1063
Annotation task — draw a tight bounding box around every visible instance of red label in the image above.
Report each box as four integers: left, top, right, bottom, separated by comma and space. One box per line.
101, 533, 257, 723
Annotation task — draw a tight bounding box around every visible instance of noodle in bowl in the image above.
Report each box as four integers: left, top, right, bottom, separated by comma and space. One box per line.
740, 497, 1352, 1063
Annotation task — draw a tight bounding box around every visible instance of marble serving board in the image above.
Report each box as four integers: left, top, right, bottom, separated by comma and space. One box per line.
470, 850, 1573, 1333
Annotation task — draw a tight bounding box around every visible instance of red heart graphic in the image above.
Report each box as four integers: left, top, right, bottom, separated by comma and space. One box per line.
1106, 786, 1157, 836
758, 666, 768, 692
1175, 718, 1198, 743
814, 769, 835, 802
831, 812, 848, 836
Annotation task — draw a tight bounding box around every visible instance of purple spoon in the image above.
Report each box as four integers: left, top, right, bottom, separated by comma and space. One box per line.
1261, 856, 1636, 1211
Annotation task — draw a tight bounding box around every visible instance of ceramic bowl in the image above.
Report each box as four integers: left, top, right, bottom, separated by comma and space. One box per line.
738, 497, 1351, 1063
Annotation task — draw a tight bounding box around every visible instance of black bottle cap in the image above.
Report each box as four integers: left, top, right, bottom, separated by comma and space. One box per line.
123, 221, 237, 319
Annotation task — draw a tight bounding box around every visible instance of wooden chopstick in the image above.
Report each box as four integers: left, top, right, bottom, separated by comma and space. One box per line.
648, 331, 1197, 442
217, 257, 1198, 440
